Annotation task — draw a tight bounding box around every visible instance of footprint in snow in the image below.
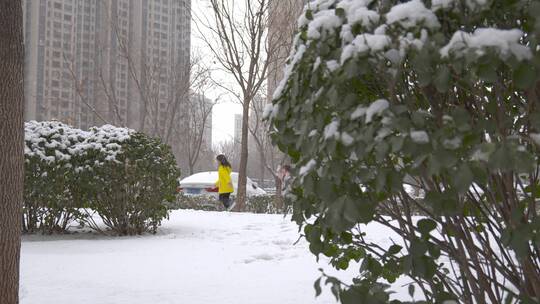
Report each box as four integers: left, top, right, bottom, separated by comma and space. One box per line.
271, 239, 293, 246
242, 225, 263, 231
157, 233, 176, 239
253, 253, 275, 261
241, 254, 278, 264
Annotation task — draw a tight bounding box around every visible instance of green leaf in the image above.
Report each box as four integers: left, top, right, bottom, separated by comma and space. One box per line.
390, 136, 405, 152
335, 7, 345, 18
314, 277, 322, 297
434, 149, 457, 169
428, 243, 441, 258
361, 255, 383, 277
524, 183, 540, 197
336, 259, 350, 270
408, 284, 416, 298
434, 65, 451, 93
489, 144, 514, 172
514, 151, 535, 173
326, 277, 341, 301
513, 64, 536, 90
309, 241, 324, 256
305, 9, 314, 21
453, 163, 473, 194
417, 219, 437, 235
387, 244, 403, 255
410, 239, 428, 257
341, 232, 353, 243
477, 63, 498, 83
341, 287, 365, 304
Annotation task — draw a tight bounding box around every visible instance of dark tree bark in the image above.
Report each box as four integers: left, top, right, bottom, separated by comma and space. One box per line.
0, 1, 24, 303
236, 100, 250, 210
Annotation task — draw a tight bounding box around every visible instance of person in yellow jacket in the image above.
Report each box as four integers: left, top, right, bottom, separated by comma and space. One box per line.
215, 154, 234, 210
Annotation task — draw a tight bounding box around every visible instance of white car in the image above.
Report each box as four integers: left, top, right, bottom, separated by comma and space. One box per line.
178, 171, 267, 197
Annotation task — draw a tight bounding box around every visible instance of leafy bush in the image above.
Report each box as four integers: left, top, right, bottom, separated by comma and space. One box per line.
23, 121, 85, 233
172, 194, 221, 211
269, 0, 540, 303
171, 194, 285, 214
246, 195, 289, 214
75, 128, 180, 235
23, 121, 179, 235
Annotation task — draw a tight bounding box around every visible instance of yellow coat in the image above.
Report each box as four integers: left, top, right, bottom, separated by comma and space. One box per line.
215, 165, 234, 194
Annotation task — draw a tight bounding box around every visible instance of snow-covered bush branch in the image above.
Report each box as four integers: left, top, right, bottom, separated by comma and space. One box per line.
269, 0, 540, 302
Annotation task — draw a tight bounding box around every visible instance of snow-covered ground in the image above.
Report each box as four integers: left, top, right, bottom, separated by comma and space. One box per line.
20, 210, 409, 304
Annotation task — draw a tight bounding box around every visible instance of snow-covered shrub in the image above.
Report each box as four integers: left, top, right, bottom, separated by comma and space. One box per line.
23, 121, 86, 233
172, 194, 284, 213
23, 121, 179, 235
75, 127, 180, 235
269, 0, 540, 302
246, 195, 288, 214
172, 194, 221, 211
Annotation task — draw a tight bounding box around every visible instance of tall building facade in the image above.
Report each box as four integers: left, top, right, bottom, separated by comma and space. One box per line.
23, 0, 101, 128
135, 0, 191, 135
22, 0, 191, 132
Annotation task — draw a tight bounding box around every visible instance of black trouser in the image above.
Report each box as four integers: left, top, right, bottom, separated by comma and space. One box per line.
219, 193, 232, 208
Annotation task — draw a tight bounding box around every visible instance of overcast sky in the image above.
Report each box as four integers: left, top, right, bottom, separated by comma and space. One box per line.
191, 0, 243, 148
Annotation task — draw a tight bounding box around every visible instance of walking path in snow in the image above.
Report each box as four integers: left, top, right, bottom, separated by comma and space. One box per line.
20, 210, 360, 304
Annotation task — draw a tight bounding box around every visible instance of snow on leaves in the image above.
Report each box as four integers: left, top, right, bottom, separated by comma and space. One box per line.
385, 0, 440, 29
440, 28, 532, 61
274, 0, 529, 100
270, 0, 540, 302
25, 121, 134, 168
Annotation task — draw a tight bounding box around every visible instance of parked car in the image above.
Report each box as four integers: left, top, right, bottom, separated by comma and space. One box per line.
178, 171, 267, 197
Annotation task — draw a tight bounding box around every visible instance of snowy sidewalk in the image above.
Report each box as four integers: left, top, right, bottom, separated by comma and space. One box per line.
20, 210, 356, 304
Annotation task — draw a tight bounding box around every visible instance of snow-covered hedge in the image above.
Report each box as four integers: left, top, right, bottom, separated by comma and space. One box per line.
172, 194, 287, 214
23, 121, 86, 233
269, 0, 540, 302
24, 121, 180, 235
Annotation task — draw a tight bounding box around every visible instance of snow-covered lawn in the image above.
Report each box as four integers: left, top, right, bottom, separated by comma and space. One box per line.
20, 210, 345, 303
20, 210, 410, 304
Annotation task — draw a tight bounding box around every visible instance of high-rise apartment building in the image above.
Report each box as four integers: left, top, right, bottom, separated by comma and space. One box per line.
135, 0, 191, 135
94, 0, 133, 128
22, 0, 191, 132
23, 0, 100, 128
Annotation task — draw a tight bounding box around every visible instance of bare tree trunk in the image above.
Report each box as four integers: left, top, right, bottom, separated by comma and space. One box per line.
0, 1, 24, 303
259, 149, 265, 185
275, 175, 283, 210
236, 101, 250, 210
